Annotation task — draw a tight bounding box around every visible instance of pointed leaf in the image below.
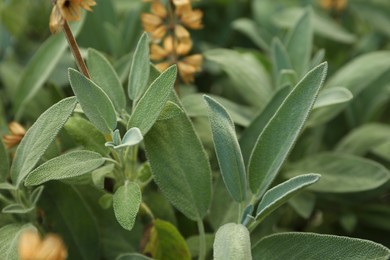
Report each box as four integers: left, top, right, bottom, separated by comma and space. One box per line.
87, 48, 126, 111
113, 181, 141, 231
10, 97, 77, 186
285, 153, 390, 193
239, 87, 290, 166
69, 68, 117, 134
25, 150, 104, 186
249, 63, 327, 198
143, 219, 191, 260
144, 102, 212, 221
285, 8, 313, 77
271, 38, 292, 85
252, 232, 390, 260
13, 20, 84, 119
128, 65, 177, 135
255, 174, 320, 222
213, 223, 252, 260
0, 224, 36, 260
128, 32, 151, 101
204, 95, 246, 202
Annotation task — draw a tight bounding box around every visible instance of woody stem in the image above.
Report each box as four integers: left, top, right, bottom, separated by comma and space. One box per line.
62, 21, 90, 78
167, 1, 180, 95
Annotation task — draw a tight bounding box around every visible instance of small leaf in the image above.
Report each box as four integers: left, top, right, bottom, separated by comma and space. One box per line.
285, 153, 390, 193
252, 232, 390, 260
0, 140, 9, 182
25, 150, 104, 186
113, 181, 142, 231
0, 224, 36, 260
106, 128, 143, 149
64, 116, 109, 156
143, 219, 191, 260
128, 65, 177, 135
285, 8, 313, 77
204, 95, 246, 202
30, 185, 44, 206
271, 38, 292, 85
232, 18, 269, 50
144, 102, 212, 221
248, 63, 327, 198
213, 223, 252, 260
128, 32, 151, 102
69, 68, 117, 134
255, 174, 320, 223
11, 97, 77, 186
2, 203, 34, 214
87, 48, 126, 111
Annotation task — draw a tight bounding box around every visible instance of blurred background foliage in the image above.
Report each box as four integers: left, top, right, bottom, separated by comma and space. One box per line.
1, 0, 390, 256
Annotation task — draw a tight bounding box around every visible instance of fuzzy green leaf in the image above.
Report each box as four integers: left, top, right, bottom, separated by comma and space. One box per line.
143, 219, 191, 260
213, 223, 252, 260
248, 63, 327, 198
252, 232, 390, 259
69, 68, 117, 134
144, 102, 212, 221
285, 8, 313, 77
255, 174, 320, 222
128, 65, 177, 135
271, 38, 292, 85
25, 150, 104, 186
0, 224, 36, 260
10, 97, 77, 187
113, 181, 141, 231
128, 32, 151, 102
204, 95, 246, 202
285, 153, 390, 193
87, 48, 126, 111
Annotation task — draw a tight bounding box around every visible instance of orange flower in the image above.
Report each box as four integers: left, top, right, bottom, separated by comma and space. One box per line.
19, 230, 67, 260
320, 0, 347, 12
2, 122, 26, 149
178, 54, 203, 84
50, 0, 96, 33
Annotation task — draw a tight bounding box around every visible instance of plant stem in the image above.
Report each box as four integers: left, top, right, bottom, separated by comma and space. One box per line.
197, 219, 206, 260
62, 21, 90, 78
167, 1, 180, 95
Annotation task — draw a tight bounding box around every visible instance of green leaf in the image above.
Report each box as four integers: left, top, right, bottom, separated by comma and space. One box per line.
285, 8, 313, 77
117, 253, 153, 260
271, 38, 292, 85
336, 124, 390, 156
2, 203, 34, 214
232, 18, 269, 50
87, 48, 126, 111
144, 102, 212, 221
186, 234, 215, 258
12, 20, 84, 119
113, 181, 141, 231
205, 49, 272, 108
69, 68, 117, 134
204, 95, 246, 202
288, 192, 316, 219
255, 174, 320, 223
0, 224, 36, 260
252, 232, 390, 260
213, 223, 252, 260
128, 65, 177, 135
143, 219, 191, 260
286, 153, 390, 193
10, 97, 77, 187
248, 63, 327, 198
39, 182, 100, 259
128, 32, 151, 102
25, 150, 104, 186
0, 140, 8, 182
239, 87, 290, 166
64, 116, 109, 156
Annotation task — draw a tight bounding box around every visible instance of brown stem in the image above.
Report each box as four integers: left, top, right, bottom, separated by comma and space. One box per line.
62, 21, 90, 78
167, 1, 180, 95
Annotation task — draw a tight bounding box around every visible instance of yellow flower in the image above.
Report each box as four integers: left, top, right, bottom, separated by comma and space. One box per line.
50, 0, 96, 33
178, 54, 203, 84
320, 0, 347, 12
2, 122, 26, 149
19, 230, 68, 260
